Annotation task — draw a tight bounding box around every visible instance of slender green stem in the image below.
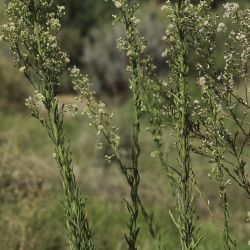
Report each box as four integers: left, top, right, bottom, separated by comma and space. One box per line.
205, 90, 237, 250
175, 1, 200, 249
46, 98, 95, 250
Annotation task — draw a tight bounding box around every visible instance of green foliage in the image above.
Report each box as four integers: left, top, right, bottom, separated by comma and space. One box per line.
0, 112, 249, 249
152, 1, 250, 249
1, 0, 249, 250
0, 1, 94, 249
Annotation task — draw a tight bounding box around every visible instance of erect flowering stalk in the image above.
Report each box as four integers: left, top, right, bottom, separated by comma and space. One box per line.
0, 1, 95, 249
113, 1, 148, 249
71, 70, 159, 250
188, 2, 250, 248
194, 69, 238, 250
112, 1, 163, 249
71, 1, 161, 249
159, 1, 205, 249
114, 0, 204, 249
199, 84, 237, 249
173, 2, 200, 249
72, 70, 142, 250
159, 1, 249, 248
181, 2, 249, 248
192, 2, 250, 198
71, 2, 161, 248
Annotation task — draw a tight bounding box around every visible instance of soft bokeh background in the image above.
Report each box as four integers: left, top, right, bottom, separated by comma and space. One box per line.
0, 0, 249, 249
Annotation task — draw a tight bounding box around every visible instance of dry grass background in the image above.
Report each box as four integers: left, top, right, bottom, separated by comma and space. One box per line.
0, 105, 249, 249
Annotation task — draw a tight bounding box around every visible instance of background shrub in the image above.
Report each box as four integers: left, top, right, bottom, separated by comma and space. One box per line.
0, 59, 31, 112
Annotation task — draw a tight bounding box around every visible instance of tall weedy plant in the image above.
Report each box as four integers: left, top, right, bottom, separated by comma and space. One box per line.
71, 1, 161, 248
1, 0, 249, 249
144, 0, 249, 249
190, 3, 250, 248
0, 1, 95, 249
157, 1, 250, 249
193, 2, 250, 198
154, 1, 203, 249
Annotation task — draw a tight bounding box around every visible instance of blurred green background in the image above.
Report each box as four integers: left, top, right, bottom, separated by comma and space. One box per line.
0, 0, 249, 249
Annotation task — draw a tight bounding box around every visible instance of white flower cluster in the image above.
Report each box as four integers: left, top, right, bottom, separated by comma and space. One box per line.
70, 66, 80, 78
70, 66, 120, 157
25, 90, 45, 117
0, 0, 70, 91
112, 0, 125, 9
131, 16, 140, 25
19, 66, 26, 73
223, 3, 239, 18
217, 22, 226, 32
236, 31, 246, 41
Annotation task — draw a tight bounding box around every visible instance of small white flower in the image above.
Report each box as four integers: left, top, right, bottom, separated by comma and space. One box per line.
58, 6, 65, 13
217, 75, 222, 81
98, 102, 106, 109
25, 96, 32, 107
65, 57, 70, 64
236, 32, 246, 40
141, 44, 146, 52
151, 151, 159, 158
71, 66, 80, 76
217, 22, 226, 32
113, 0, 124, 8
247, 211, 250, 221
198, 76, 206, 86
162, 49, 168, 58
168, 24, 174, 30
216, 103, 222, 111
97, 125, 104, 135
131, 17, 140, 25
19, 66, 26, 73
9, 22, 15, 31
